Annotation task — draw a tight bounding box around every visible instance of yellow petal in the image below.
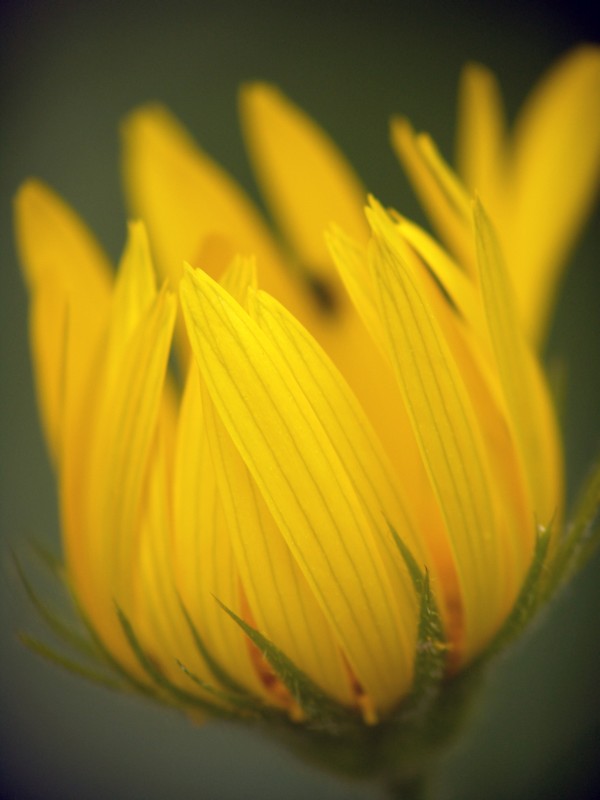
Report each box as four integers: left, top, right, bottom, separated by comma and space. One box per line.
248, 288, 424, 651
132, 421, 206, 691
172, 365, 267, 698
80, 287, 176, 655
240, 83, 369, 274
14, 179, 113, 294
473, 199, 563, 528
326, 223, 454, 552
110, 222, 156, 343
395, 217, 531, 587
104, 220, 156, 387
27, 275, 68, 461
181, 265, 415, 711
455, 62, 507, 224
14, 180, 113, 463
367, 204, 506, 660
201, 376, 354, 707
392, 215, 488, 341
390, 119, 475, 275
507, 45, 600, 343
121, 103, 298, 300
325, 225, 388, 354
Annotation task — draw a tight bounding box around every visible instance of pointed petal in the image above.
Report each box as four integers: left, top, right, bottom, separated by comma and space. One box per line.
392, 216, 488, 340
330, 224, 464, 541
397, 219, 532, 586
181, 265, 415, 711
14, 180, 113, 462
80, 288, 176, 658
104, 221, 156, 387
240, 83, 369, 274
132, 422, 206, 691
249, 288, 424, 637
367, 204, 506, 660
455, 62, 508, 221
14, 179, 113, 295
325, 226, 388, 353
121, 104, 298, 297
507, 45, 600, 342
390, 119, 475, 275
201, 376, 354, 707
473, 199, 563, 528
109, 221, 156, 345
172, 361, 268, 699
27, 276, 68, 461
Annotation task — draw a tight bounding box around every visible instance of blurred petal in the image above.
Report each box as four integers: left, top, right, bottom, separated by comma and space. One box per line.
121, 104, 305, 357
473, 199, 563, 528
14, 180, 113, 462
390, 119, 475, 275
507, 46, 600, 342
82, 287, 176, 658
240, 83, 369, 273
455, 62, 507, 223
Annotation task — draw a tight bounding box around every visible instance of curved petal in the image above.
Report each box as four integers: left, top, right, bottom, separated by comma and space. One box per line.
240, 83, 369, 273
390, 119, 475, 276
507, 46, 600, 343
367, 203, 508, 661
121, 104, 305, 357
181, 265, 415, 712
473, 200, 563, 528
14, 180, 113, 463
80, 286, 176, 663
455, 62, 508, 226
172, 363, 268, 698
249, 289, 424, 626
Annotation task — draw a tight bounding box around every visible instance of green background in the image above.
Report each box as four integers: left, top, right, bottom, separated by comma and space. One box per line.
1, 1, 599, 798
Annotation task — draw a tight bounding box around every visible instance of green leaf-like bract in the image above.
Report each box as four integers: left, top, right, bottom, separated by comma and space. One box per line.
177, 597, 250, 696
544, 456, 600, 599
214, 599, 358, 729
19, 633, 126, 692
176, 659, 273, 718
388, 524, 447, 720
484, 525, 552, 660
13, 551, 99, 661
115, 605, 235, 719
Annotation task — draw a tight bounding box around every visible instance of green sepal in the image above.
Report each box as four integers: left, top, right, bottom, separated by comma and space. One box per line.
13, 551, 99, 661
403, 571, 447, 720
13, 545, 152, 699
389, 525, 427, 594
27, 539, 66, 578
388, 525, 447, 719
483, 525, 551, 661
19, 633, 127, 692
115, 605, 235, 719
176, 659, 274, 719
17, 542, 159, 700
74, 603, 159, 700
544, 456, 600, 598
177, 597, 249, 696
215, 599, 358, 729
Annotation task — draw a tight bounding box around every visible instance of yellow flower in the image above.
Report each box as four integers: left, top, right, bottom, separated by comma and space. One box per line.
14, 45, 600, 734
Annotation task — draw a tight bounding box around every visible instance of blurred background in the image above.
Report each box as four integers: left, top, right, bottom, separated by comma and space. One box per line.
1, 1, 599, 798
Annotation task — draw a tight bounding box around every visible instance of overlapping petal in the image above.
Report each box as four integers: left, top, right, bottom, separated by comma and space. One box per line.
181, 264, 416, 711
16, 50, 588, 726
